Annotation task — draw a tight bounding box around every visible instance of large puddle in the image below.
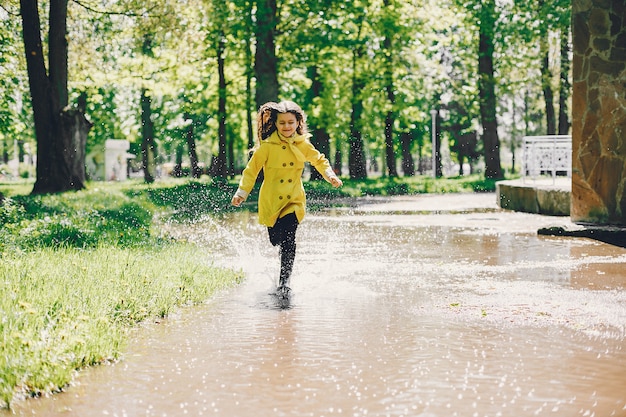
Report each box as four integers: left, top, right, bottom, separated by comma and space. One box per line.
6, 194, 626, 416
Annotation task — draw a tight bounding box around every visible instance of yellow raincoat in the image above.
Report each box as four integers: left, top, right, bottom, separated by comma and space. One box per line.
236, 131, 334, 227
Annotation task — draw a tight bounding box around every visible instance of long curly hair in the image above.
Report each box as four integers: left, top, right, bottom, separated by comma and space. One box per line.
256, 101, 309, 145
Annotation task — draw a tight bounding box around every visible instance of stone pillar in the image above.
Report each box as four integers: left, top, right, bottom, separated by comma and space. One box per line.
571, 0, 626, 225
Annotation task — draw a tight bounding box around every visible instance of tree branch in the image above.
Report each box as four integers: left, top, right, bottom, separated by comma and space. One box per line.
0, 2, 20, 17
69, 0, 161, 18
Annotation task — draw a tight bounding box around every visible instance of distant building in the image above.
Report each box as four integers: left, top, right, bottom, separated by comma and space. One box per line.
86, 139, 134, 181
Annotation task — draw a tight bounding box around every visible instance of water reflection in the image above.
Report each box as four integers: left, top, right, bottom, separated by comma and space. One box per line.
5, 201, 626, 417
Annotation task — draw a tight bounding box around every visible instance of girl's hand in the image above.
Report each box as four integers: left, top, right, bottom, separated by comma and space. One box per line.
330, 176, 343, 188
231, 195, 244, 207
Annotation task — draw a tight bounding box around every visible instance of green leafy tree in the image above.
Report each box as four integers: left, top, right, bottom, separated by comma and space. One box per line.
278, 0, 345, 179
476, 0, 503, 179
1, 6, 34, 171
255, 0, 279, 106
20, 0, 92, 193
380, 0, 399, 177
511, 0, 571, 136
336, 0, 370, 179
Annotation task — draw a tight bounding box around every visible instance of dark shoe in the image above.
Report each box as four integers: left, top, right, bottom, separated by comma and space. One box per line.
276, 285, 291, 299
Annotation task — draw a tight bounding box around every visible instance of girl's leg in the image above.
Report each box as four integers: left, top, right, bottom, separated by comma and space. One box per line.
279, 222, 297, 288
267, 213, 299, 290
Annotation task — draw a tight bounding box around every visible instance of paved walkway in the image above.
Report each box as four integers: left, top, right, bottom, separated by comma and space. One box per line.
349, 192, 501, 213
345, 192, 625, 248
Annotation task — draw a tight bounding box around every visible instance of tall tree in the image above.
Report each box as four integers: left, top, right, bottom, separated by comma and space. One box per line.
186, 121, 202, 178
138, 31, 157, 183
399, 129, 415, 176
477, 0, 503, 179
140, 88, 156, 183
241, 0, 255, 150
538, 0, 556, 135
254, 0, 278, 107
203, 0, 231, 178
20, 0, 91, 194
513, 0, 572, 136
381, 0, 398, 177
305, 65, 331, 181
1, 8, 33, 170
557, 7, 571, 135
348, 10, 368, 180
214, 32, 228, 177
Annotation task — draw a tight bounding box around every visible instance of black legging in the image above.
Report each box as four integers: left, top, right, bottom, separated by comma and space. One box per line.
267, 212, 298, 287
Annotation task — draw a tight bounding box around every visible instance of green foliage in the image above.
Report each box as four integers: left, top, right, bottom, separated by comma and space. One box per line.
2, 0, 570, 186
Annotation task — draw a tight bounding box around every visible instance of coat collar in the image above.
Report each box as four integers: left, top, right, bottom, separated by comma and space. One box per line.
265, 131, 306, 145
265, 131, 307, 162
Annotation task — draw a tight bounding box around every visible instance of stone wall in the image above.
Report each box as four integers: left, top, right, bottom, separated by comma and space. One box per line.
572, 0, 626, 225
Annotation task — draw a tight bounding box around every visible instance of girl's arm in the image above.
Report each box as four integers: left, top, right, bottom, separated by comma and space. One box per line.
231, 146, 267, 206
304, 142, 343, 188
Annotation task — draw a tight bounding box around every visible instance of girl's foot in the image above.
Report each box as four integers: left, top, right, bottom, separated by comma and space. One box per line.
276, 285, 291, 299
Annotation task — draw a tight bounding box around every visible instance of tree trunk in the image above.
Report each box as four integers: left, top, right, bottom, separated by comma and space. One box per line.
214, 33, 227, 178
186, 124, 201, 178
140, 89, 156, 183
477, 0, 503, 180
384, 111, 397, 177
227, 124, 235, 177
348, 37, 367, 179
305, 66, 331, 181
434, 112, 442, 177
382, 1, 398, 178
400, 131, 415, 176
245, 15, 255, 151
348, 90, 366, 179
334, 148, 342, 176
254, 0, 279, 107
21, 0, 90, 194
558, 27, 571, 135
173, 143, 183, 177
541, 45, 556, 135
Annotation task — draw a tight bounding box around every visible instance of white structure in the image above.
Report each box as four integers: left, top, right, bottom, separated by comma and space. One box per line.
522, 135, 572, 184
86, 139, 134, 181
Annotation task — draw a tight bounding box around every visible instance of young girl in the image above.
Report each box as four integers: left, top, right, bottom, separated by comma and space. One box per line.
231, 101, 343, 298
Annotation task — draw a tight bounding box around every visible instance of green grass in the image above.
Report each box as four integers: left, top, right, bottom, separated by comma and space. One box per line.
0, 244, 241, 406
304, 174, 500, 199
0, 179, 244, 409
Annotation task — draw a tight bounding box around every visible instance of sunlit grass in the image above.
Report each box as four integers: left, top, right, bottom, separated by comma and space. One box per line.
0, 179, 243, 409
0, 244, 242, 407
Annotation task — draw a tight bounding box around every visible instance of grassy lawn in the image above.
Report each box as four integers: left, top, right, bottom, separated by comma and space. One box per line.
0, 178, 243, 409
0, 173, 500, 409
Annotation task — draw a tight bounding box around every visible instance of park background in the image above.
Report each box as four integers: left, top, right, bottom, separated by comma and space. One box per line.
1, 0, 571, 190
